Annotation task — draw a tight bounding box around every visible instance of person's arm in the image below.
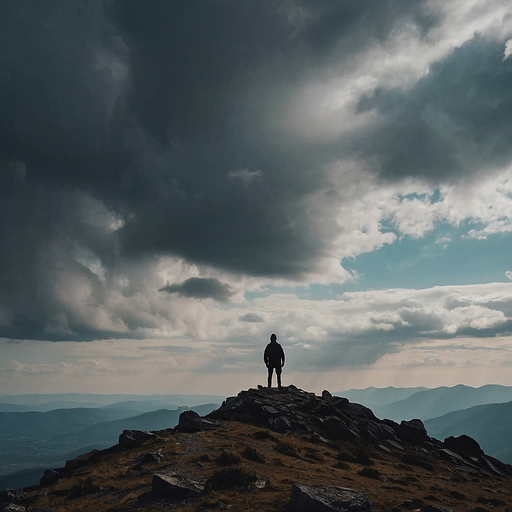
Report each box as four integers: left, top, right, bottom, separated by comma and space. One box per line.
264, 346, 269, 366
281, 346, 285, 367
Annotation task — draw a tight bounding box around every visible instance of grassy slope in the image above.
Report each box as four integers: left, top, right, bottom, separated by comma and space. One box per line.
24, 419, 512, 512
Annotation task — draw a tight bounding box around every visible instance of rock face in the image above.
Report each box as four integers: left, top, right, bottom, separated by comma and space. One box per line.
207, 385, 512, 477
290, 483, 372, 512
176, 410, 220, 433
39, 469, 61, 487
118, 429, 156, 449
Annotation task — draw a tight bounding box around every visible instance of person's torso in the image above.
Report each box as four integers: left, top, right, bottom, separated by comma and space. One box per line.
265, 342, 283, 365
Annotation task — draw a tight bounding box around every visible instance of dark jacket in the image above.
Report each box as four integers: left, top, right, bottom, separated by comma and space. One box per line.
264, 341, 285, 368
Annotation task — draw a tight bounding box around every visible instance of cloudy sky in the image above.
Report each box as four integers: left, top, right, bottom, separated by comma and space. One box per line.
2, 0, 512, 397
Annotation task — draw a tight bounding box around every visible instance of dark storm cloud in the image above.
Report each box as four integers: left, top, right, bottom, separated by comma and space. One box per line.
0, 158, 145, 343
355, 35, 512, 181
106, 0, 438, 277
0, 0, 439, 279
240, 313, 264, 323
0, 0, 132, 184
0, 0, 487, 342
159, 278, 233, 302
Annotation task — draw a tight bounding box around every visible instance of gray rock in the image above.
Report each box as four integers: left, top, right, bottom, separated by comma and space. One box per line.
443, 434, 482, 457
290, 483, 372, 511
320, 416, 355, 440
345, 403, 375, 419
272, 415, 292, 433
399, 419, 430, 445
3, 504, 26, 512
133, 448, 165, 468
177, 410, 220, 433
39, 469, 61, 487
152, 471, 205, 500
0, 490, 26, 504
400, 498, 425, 509
118, 429, 155, 449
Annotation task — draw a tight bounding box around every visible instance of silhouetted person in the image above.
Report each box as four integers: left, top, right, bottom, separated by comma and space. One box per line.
264, 333, 285, 389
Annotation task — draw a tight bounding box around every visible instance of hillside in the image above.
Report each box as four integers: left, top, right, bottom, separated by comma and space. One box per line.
0, 404, 218, 490
4, 385, 512, 512
36, 404, 219, 454
425, 400, 512, 464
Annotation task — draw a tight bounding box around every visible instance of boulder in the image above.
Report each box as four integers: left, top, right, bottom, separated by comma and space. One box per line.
39, 469, 61, 487
345, 403, 375, 420
444, 434, 482, 457
0, 490, 26, 504
176, 410, 220, 433
272, 415, 292, 433
290, 483, 372, 511
133, 448, 165, 468
399, 419, 430, 445
152, 471, 205, 500
320, 416, 355, 440
118, 429, 155, 449
400, 499, 425, 509
3, 504, 26, 512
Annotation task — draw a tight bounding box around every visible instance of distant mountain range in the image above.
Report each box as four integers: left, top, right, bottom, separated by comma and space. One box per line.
0, 392, 226, 412
0, 398, 220, 490
337, 384, 512, 421
17, 386, 512, 512
337, 384, 512, 466
335, 386, 427, 413
4, 385, 512, 492
425, 400, 512, 464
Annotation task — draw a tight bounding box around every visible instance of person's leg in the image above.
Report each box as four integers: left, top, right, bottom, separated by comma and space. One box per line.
276, 367, 282, 389
267, 367, 273, 388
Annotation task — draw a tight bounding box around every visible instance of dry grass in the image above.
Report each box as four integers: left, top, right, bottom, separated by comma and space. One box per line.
22, 421, 512, 511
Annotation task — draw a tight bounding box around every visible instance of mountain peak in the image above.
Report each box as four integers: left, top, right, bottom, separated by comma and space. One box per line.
3, 386, 512, 511
207, 385, 511, 478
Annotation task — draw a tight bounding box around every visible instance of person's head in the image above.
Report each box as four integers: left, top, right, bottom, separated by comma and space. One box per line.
270, 333, 277, 343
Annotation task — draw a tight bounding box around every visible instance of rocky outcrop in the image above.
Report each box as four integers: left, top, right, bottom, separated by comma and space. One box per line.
39, 469, 61, 487
290, 483, 372, 511
443, 434, 482, 456
207, 385, 512, 477
208, 385, 433, 448
176, 410, 220, 433
17, 385, 512, 512
118, 429, 156, 449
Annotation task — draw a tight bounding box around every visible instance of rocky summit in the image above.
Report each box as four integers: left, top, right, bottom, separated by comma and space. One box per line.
208, 385, 512, 479
2, 385, 512, 512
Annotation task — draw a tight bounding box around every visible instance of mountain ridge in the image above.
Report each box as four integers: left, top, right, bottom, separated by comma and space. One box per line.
425, 400, 512, 463
336, 384, 512, 421
4, 385, 512, 512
